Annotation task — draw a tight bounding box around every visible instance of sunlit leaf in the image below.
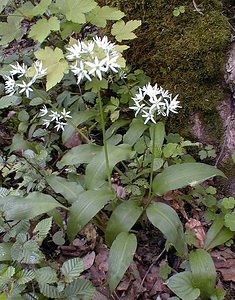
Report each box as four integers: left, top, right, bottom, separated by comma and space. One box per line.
0, 15, 23, 46
105, 200, 143, 246
87, 6, 125, 27
67, 187, 114, 241
56, 0, 97, 24
146, 202, 187, 255
35, 47, 69, 90
111, 19, 141, 42
22, 0, 52, 18
29, 17, 60, 43
108, 232, 137, 293
152, 163, 226, 196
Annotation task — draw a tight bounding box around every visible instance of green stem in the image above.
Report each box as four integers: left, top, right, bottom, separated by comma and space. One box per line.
97, 90, 112, 189
145, 124, 156, 208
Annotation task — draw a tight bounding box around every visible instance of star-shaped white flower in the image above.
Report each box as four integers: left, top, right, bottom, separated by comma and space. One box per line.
85, 57, 107, 80
17, 81, 33, 98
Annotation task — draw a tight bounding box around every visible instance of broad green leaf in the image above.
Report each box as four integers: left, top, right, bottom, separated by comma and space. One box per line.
167, 271, 200, 300
105, 200, 143, 246
61, 258, 84, 282
57, 144, 101, 168
9, 133, 35, 153
46, 175, 84, 204
56, 0, 97, 24
85, 144, 135, 189
63, 279, 95, 298
146, 202, 187, 255
85, 78, 108, 92
33, 217, 53, 241
2, 192, 65, 221
35, 47, 69, 90
224, 211, 235, 231
149, 121, 165, 156
111, 19, 141, 42
0, 95, 22, 109
108, 232, 137, 293
152, 163, 226, 196
0, 0, 9, 13
87, 6, 125, 28
189, 249, 216, 299
123, 118, 147, 146
60, 21, 82, 39
67, 187, 114, 241
204, 217, 234, 250
106, 119, 129, 140
0, 15, 23, 46
22, 0, 52, 18
35, 267, 58, 284
29, 16, 60, 43
16, 269, 35, 284
0, 243, 12, 261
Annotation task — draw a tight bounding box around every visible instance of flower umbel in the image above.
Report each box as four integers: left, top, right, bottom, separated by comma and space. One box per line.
129, 83, 181, 124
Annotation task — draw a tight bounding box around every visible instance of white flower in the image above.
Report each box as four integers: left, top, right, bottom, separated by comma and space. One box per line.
129, 83, 181, 123
81, 40, 95, 54
10, 62, 27, 77
70, 61, 92, 83
85, 56, 107, 80
93, 36, 115, 53
60, 108, 72, 119
33, 60, 47, 77
66, 42, 82, 61
39, 105, 48, 117
42, 119, 51, 128
55, 120, 67, 131
105, 54, 121, 73
49, 110, 60, 122
5, 75, 16, 95
17, 80, 33, 98
141, 108, 156, 124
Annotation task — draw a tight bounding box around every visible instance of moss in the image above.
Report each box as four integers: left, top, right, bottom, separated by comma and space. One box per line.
99, 0, 231, 141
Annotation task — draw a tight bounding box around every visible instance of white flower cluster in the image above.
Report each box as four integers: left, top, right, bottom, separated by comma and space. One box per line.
39, 105, 72, 131
129, 83, 181, 124
66, 36, 121, 84
4, 60, 47, 98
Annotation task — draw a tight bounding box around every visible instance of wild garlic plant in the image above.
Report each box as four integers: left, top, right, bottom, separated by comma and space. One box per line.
129, 83, 181, 205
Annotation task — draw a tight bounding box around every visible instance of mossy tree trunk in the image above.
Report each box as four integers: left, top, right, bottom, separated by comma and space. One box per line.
100, 0, 231, 141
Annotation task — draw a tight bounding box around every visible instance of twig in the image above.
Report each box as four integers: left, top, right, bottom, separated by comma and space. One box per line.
192, 0, 204, 15
140, 248, 166, 287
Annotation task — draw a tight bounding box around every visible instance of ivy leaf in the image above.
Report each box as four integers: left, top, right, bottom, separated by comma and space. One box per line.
0, 15, 23, 46
224, 211, 235, 231
29, 16, 60, 43
56, 0, 97, 24
61, 258, 84, 283
35, 47, 69, 90
87, 6, 125, 28
111, 20, 141, 42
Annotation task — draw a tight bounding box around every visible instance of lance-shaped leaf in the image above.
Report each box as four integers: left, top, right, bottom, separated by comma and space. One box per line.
0, 96, 22, 109
108, 232, 137, 293
105, 200, 143, 246
46, 175, 84, 204
123, 118, 147, 146
67, 187, 114, 241
152, 163, 225, 196
85, 144, 135, 189
149, 121, 165, 156
146, 202, 187, 255
1, 192, 65, 221
204, 217, 234, 250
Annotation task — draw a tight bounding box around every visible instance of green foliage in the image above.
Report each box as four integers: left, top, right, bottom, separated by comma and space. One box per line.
173, 6, 185, 17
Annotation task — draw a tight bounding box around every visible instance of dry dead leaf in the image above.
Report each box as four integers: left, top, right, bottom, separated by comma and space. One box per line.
185, 218, 205, 247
